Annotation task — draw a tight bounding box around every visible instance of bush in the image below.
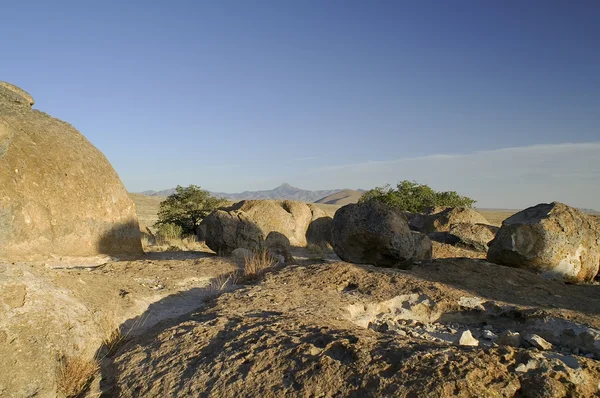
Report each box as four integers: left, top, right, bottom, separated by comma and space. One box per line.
154, 185, 226, 236
155, 223, 183, 240
360, 180, 476, 213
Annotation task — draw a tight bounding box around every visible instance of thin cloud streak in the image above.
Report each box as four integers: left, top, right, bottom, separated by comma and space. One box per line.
305, 143, 600, 210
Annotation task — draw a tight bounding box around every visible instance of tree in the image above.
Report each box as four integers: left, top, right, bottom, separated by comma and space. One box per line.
155, 185, 226, 236
359, 180, 476, 213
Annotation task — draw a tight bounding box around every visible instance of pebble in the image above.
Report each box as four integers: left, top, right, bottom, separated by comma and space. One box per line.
524, 334, 553, 351
458, 330, 479, 347
482, 330, 497, 340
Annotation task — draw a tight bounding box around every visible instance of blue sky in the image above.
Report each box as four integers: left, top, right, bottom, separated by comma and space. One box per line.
2, 1, 599, 209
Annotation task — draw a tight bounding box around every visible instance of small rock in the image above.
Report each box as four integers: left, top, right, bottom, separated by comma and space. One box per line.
458, 296, 486, 311
524, 334, 552, 351
515, 359, 540, 373
585, 353, 595, 359
482, 330, 497, 340
498, 331, 521, 348
458, 330, 479, 346
309, 347, 322, 356
483, 324, 494, 331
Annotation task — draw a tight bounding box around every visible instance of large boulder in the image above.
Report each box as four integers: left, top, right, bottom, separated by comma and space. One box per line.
487, 202, 600, 282
0, 82, 142, 260
447, 223, 499, 252
331, 201, 421, 268
306, 216, 333, 247
411, 231, 433, 261
205, 200, 329, 250
265, 231, 293, 264
203, 210, 264, 255
424, 207, 489, 233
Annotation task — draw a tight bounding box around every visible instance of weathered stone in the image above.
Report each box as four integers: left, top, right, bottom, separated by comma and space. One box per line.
487, 202, 600, 282
424, 207, 490, 233
306, 216, 333, 247
331, 201, 416, 268
524, 334, 553, 351
448, 223, 498, 252
0, 82, 142, 260
403, 211, 428, 232
458, 330, 479, 346
411, 231, 432, 261
265, 231, 293, 264
224, 200, 328, 247
203, 210, 264, 255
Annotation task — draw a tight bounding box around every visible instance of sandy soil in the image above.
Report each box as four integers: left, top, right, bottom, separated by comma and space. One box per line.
99, 257, 600, 397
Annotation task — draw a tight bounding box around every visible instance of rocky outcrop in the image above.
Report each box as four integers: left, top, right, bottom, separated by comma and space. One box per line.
265, 231, 293, 264
0, 82, 142, 260
202, 200, 331, 254
203, 210, 264, 255
305, 216, 333, 247
424, 207, 489, 233
331, 201, 428, 268
487, 202, 600, 282
447, 223, 498, 252
411, 231, 433, 261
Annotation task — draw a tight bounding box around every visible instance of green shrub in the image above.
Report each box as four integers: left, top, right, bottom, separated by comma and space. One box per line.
154, 185, 226, 236
156, 223, 183, 240
359, 180, 476, 213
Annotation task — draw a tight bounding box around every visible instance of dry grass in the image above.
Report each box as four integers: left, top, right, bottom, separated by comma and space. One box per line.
209, 272, 239, 291
148, 234, 211, 252
56, 354, 98, 398
244, 250, 277, 278
97, 306, 149, 359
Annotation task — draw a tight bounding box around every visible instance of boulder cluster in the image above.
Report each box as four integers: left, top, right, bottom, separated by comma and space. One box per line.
201, 199, 333, 261
202, 194, 600, 283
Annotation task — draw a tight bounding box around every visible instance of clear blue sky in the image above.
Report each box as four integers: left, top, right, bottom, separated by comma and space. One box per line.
2, 1, 599, 208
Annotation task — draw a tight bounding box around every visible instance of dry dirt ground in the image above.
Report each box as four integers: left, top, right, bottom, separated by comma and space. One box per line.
0, 251, 239, 397
98, 257, 600, 397
4, 245, 600, 397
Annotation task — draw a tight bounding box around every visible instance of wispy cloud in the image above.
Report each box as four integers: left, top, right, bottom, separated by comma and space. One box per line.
305, 142, 600, 209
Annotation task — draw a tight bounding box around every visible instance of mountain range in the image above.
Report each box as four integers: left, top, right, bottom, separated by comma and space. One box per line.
139, 183, 365, 203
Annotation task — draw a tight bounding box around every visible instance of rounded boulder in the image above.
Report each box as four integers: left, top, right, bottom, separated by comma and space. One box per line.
331, 201, 417, 268
487, 202, 600, 282
0, 82, 142, 260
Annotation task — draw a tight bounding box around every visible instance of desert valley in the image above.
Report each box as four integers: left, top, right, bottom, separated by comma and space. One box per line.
2, 80, 600, 398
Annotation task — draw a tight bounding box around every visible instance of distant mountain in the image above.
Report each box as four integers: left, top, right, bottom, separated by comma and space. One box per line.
138, 183, 363, 203
315, 189, 364, 206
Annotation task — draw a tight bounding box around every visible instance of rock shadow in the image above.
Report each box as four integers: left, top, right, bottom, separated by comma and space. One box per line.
407, 258, 600, 317
95, 271, 242, 397
97, 221, 144, 259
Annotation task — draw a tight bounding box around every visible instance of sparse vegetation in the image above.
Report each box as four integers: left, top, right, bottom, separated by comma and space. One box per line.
360, 180, 476, 213
150, 233, 210, 252
56, 354, 98, 398
156, 222, 183, 241
155, 185, 226, 236
209, 273, 239, 292
244, 250, 277, 278
97, 307, 149, 359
